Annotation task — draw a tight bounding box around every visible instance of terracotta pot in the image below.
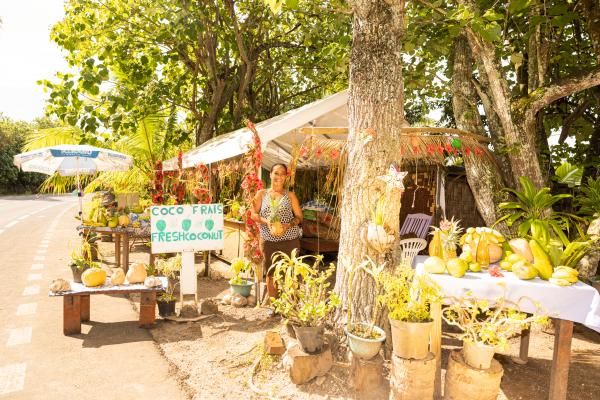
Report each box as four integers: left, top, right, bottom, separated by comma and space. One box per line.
389, 317, 433, 360
345, 323, 386, 360
463, 341, 495, 369
293, 325, 325, 354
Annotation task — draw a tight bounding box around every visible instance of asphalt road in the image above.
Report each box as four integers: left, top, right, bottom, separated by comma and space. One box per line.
0, 195, 186, 399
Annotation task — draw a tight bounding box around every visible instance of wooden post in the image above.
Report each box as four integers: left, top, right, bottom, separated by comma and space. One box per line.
390, 352, 436, 400
430, 301, 442, 399
63, 295, 81, 335
80, 295, 90, 322
115, 232, 121, 269
122, 232, 130, 273
444, 351, 503, 400
350, 353, 385, 393
549, 319, 573, 400
139, 291, 156, 327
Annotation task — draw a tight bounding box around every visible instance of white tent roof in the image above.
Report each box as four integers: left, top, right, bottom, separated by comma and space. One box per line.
163, 90, 348, 170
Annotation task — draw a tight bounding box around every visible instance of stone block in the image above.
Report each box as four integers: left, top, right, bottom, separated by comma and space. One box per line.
283, 342, 332, 385
200, 299, 218, 315
264, 330, 285, 355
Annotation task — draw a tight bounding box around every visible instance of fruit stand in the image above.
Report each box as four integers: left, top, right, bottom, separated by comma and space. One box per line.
78, 225, 153, 272
414, 255, 600, 400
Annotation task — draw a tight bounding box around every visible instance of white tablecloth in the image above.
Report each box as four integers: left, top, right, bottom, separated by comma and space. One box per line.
414, 255, 600, 333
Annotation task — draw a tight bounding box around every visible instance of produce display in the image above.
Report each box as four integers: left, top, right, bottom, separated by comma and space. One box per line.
81, 268, 107, 287
111, 269, 126, 285
424, 223, 592, 287
83, 197, 150, 229
126, 262, 148, 284
49, 278, 71, 293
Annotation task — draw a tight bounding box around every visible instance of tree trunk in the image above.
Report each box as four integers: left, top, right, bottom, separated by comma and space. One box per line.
451, 34, 507, 230
334, 0, 407, 328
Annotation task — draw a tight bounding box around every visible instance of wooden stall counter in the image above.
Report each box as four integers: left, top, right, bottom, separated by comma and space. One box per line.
49, 277, 167, 335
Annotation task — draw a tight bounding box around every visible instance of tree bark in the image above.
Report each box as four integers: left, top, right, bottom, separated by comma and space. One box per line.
582, 0, 600, 64
334, 0, 407, 328
451, 34, 507, 230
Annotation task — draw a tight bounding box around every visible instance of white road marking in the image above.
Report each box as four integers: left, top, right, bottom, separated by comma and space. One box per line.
16, 303, 37, 316
35, 249, 46, 254
0, 363, 26, 395
4, 221, 18, 228
27, 274, 42, 281
18, 215, 30, 220
41, 240, 50, 244
33, 256, 45, 261
0, 229, 4, 235
22, 285, 40, 296
6, 327, 32, 347
38, 244, 49, 248
30, 264, 44, 270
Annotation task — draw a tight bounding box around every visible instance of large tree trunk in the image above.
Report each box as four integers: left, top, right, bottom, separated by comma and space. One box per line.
334, 0, 407, 328
451, 34, 507, 230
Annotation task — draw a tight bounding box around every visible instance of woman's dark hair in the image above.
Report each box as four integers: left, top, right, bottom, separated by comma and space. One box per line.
270, 163, 288, 173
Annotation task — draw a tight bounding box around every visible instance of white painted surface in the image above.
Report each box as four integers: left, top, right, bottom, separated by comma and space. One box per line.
22, 285, 40, 296
16, 303, 37, 316
33, 256, 45, 261
5, 221, 18, 228
0, 363, 26, 395
27, 274, 42, 281
6, 327, 32, 347
30, 264, 44, 270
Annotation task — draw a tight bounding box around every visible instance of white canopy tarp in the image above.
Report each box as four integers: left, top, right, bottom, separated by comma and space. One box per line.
163, 90, 348, 170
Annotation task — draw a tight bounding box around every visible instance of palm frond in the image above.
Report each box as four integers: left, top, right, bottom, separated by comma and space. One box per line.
24, 126, 81, 151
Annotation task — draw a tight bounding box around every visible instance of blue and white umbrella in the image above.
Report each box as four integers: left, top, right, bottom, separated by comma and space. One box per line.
14, 144, 133, 217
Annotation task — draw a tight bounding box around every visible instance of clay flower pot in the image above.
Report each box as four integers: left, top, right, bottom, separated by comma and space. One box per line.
462, 341, 495, 370
293, 325, 325, 354
389, 317, 433, 360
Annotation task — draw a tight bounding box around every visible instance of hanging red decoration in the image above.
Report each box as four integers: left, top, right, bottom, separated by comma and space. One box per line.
329, 149, 340, 160
445, 143, 453, 153
465, 147, 471, 156
437, 145, 444, 154
427, 144, 435, 154
476, 147, 483, 156
412, 145, 420, 154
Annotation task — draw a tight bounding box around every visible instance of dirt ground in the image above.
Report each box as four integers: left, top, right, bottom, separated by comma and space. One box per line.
101, 240, 600, 400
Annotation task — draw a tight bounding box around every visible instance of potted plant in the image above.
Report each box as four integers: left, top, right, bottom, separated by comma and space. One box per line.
378, 267, 441, 359
69, 241, 100, 283
443, 291, 548, 369
155, 256, 180, 317
345, 257, 387, 360
229, 257, 253, 297
155, 254, 181, 296
365, 195, 395, 253
271, 250, 340, 353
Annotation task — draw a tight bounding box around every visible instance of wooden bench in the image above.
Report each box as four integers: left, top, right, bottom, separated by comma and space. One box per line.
49, 278, 167, 335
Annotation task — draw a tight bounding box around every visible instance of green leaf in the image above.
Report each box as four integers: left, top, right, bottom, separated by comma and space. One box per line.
508, 0, 530, 14
285, 0, 298, 9
554, 162, 582, 188
483, 10, 504, 22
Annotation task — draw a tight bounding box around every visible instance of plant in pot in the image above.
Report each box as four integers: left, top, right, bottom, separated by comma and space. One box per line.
378, 267, 441, 360
365, 195, 396, 253
69, 241, 100, 283
155, 255, 181, 315
345, 257, 387, 360
229, 257, 254, 297
442, 291, 548, 369
270, 250, 340, 353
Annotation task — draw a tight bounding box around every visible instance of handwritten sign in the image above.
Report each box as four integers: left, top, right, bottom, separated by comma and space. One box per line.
150, 204, 224, 253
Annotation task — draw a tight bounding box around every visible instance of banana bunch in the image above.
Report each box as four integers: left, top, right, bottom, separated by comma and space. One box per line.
460, 227, 505, 246
549, 266, 579, 286
560, 241, 591, 268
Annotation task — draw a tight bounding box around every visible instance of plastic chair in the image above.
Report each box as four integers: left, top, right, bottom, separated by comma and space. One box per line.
398, 238, 427, 268
399, 213, 432, 239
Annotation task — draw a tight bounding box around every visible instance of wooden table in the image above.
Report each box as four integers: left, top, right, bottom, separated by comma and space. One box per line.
49, 278, 166, 335
414, 255, 600, 400
80, 226, 153, 272
300, 237, 339, 254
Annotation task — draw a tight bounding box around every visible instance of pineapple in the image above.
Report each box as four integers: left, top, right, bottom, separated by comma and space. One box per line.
429, 217, 463, 261
268, 196, 284, 236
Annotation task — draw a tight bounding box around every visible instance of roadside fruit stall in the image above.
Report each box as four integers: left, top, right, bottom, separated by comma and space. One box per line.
418, 221, 600, 400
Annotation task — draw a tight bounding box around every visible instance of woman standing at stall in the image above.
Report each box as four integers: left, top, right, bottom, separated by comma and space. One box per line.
251, 163, 303, 302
